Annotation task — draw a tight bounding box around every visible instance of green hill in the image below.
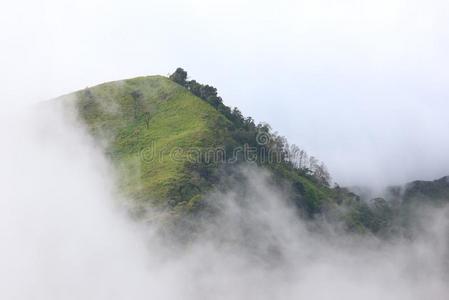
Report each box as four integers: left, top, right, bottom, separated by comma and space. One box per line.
60, 76, 232, 214
58, 73, 346, 218
57, 69, 449, 234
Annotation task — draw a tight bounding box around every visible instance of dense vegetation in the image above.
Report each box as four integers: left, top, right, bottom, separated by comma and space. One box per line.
171, 70, 330, 180
169, 68, 349, 214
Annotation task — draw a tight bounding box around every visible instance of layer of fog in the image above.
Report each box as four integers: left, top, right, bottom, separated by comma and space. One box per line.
1, 105, 448, 299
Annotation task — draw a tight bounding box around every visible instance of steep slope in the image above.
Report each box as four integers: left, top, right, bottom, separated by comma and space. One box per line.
57, 74, 348, 221
63, 71, 449, 236
57, 71, 449, 237
58, 76, 232, 214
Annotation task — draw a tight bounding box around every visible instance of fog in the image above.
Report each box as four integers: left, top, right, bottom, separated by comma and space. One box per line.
1, 105, 447, 299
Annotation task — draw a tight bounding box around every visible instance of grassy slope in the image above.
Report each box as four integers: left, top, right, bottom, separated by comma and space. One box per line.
59, 75, 358, 226
66, 76, 230, 211
55, 75, 449, 235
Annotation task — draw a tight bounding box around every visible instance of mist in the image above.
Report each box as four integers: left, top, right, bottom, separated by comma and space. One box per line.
1, 105, 448, 299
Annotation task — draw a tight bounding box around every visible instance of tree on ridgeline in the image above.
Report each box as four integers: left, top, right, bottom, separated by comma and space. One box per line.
187, 80, 201, 96
169, 67, 188, 86
168, 67, 332, 187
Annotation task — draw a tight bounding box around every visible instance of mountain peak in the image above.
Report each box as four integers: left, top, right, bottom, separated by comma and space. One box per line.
57, 69, 449, 235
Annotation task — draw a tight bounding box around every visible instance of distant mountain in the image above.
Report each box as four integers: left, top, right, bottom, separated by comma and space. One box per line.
403, 176, 449, 204
56, 69, 449, 236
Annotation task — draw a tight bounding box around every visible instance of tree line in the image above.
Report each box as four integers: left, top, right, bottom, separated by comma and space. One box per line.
169, 68, 331, 186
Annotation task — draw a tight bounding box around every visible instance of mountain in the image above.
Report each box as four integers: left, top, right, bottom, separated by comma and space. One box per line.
61, 75, 230, 215
57, 69, 449, 235
403, 176, 449, 204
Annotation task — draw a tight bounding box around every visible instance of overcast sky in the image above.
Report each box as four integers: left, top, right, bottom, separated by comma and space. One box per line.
2, 0, 449, 187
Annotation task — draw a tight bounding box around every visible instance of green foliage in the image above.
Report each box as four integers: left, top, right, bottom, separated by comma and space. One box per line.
345, 198, 395, 234
70, 76, 230, 214
68, 70, 338, 222
169, 67, 188, 86
169, 68, 331, 187
170, 70, 336, 216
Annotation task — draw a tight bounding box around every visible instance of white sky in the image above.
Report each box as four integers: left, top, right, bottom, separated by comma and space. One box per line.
2, 0, 449, 187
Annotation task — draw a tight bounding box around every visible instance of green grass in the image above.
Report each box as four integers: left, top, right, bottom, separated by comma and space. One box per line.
65, 76, 229, 210
56, 74, 449, 234
60, 74, 348, 223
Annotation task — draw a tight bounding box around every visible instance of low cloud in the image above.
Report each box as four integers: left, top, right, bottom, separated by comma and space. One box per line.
0, 105, 447, 299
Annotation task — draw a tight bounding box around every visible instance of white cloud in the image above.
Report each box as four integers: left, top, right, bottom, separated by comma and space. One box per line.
0, 105, 447, 299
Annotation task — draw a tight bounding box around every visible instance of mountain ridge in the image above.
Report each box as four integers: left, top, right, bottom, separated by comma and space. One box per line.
57, 69, 449, 235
